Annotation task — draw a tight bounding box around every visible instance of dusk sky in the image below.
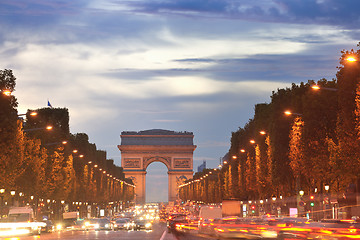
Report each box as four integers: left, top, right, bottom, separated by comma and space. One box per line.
1, 0, 359, 202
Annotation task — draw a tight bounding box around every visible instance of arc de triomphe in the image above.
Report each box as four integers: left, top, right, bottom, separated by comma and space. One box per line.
118, 129, 196, 204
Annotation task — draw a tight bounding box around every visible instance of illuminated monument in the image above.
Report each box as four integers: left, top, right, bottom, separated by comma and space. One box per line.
118, 129, 196, 204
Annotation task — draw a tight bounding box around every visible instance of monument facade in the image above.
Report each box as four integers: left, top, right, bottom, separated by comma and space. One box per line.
118, 129, 196, 204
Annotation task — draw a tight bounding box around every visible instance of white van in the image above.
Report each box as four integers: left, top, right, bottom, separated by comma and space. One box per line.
198, 206, 222, 234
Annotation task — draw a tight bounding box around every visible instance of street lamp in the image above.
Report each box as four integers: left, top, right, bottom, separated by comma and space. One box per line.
10, 190, 15, 206
17, 111, 38, 117
311, 85, 338, 92
0, 189, 4, 218
23, 125, 53, 132
1, 90, 11, 96
347, 56, 357, 62
284, 110, 302, 116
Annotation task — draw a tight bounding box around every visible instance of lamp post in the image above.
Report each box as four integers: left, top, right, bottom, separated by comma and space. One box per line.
0, 189, 4, 218
324, 185, 330, 219
23, 125, 53, 132
1, 90, 11, 96
10, 190, 15, 206
284, 110, 302, 116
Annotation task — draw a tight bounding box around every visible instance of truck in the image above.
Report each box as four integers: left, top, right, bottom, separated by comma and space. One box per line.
0, 207, 46, 237
222, 200, 241, 217
198, 205, 222, 233
60, 211, 80, 230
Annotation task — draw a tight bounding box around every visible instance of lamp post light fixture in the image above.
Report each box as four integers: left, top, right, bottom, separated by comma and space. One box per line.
259, 131, 266, 135
10, 191, 15, 206
1, 90, 11, 96
299, 190, 304, 196
324, 185, 330, 192
284, 110, 302, 116
18, 111, 38, 117
240, 149, 246, 153
311, 85, 338, 92
249, 139, 255, 144
347, 56, 357, 62
23, 125, 53, 132
0, 189, 4, 218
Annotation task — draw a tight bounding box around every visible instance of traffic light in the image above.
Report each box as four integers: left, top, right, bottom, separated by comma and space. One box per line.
251, 205, 255, 214
310, 195, 315, 207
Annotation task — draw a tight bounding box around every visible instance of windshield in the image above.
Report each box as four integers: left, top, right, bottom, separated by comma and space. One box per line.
8, 213, 31, 222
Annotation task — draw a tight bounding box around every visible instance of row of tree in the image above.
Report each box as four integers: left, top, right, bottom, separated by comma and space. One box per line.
180, 43, 360, 205
0, 70, 135, 207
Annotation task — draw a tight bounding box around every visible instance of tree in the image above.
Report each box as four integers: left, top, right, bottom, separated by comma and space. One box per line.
0, 69, 20, 190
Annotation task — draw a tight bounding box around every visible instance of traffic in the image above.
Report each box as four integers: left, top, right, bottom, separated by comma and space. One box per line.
1, 201, 359, 239
163, 201, 360, 240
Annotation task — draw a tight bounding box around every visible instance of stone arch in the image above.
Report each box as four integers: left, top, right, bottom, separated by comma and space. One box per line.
118, 129, 196, 204
143, 156, 171, 170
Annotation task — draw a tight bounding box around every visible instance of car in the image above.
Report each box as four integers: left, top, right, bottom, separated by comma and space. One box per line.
112, 218, 133, 230
41, 220, 55, 233
84, 218, 112, 231
167, 214, 188, 233
133, 219, 152, 230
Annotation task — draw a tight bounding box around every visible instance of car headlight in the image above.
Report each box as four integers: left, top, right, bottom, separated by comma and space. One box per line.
114, 224, 117, 227
94, 224, 100, 229
105, 224, 109, 228
56, 224, 62, 230
84, 221, 90, 227
145, 223, 151, 228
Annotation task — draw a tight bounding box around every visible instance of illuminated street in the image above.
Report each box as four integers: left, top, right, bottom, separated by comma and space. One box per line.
3, 222, 211, 240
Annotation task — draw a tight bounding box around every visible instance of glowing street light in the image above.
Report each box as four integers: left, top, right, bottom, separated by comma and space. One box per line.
259, 131, 266, 135
249, 139, 255, 144
18, 111, 38, 117
240, 149, 246, 153
284, 110, 302, 116
311, 85, 337, 92
347, 56, 357, 62
1, 90, 11, 96
23, 125, 53, 132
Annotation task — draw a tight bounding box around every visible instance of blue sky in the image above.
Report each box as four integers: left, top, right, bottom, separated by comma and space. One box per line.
1, 0, 359, 202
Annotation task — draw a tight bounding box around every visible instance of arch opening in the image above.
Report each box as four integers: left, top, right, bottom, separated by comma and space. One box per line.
146, 161, 168, 203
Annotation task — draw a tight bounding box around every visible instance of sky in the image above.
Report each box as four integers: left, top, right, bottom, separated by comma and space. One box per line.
1, 0, 359, 202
